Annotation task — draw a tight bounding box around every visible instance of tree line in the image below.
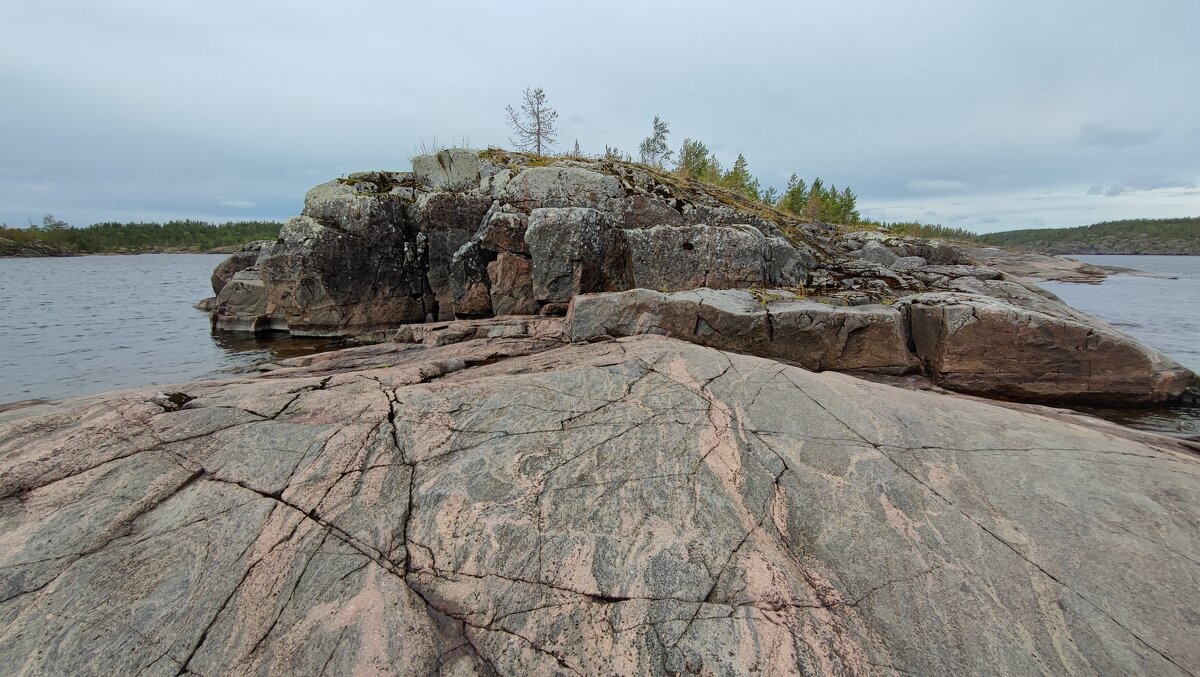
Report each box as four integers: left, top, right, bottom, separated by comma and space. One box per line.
505, 88, 861, 225
0, 217, 282, 254
979, 217, 1200, 248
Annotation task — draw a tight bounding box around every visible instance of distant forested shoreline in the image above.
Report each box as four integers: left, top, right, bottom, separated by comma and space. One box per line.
859, 217, 1200, 255
977, 217, 1200, 255
0, 219, 283, 257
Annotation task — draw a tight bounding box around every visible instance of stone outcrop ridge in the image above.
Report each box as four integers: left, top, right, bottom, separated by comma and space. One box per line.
569, 288, 1193, 405
200, 149, 1195, 405
3, 333, 1199, 675
204, 151, 821, 336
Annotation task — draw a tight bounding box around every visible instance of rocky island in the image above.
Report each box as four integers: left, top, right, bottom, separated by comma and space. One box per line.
3, 149, 1199, 675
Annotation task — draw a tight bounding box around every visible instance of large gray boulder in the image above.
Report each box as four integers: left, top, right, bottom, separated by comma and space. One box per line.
622, 224, 770, 291
209, 269, 279, 332
858, 239, 899, 267
2, 334, 1197, 675
501, 165, 625, 212
412, 149, 485, 191
900, 292, 1194, 404
525, 207, 611, 304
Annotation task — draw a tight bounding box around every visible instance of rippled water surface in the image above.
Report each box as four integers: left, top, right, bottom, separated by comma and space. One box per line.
2, 253, 1198, 437
0, 254, 338, 404
1042, 255, 1200, 438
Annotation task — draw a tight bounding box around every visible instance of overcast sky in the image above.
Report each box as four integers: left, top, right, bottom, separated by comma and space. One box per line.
2, 1, 1197, 232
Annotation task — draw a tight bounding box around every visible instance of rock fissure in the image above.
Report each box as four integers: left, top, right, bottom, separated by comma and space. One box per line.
783, 374, 1195, 676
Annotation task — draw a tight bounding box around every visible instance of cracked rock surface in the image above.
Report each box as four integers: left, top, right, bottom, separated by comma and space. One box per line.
2, 334, 1198, 675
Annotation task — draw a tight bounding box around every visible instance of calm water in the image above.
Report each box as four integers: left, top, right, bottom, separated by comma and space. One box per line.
0, 254, 338, 404
1, 253, 1197, 438
1043, 255, 1200, 438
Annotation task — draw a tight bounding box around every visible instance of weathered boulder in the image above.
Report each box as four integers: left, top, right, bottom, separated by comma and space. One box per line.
2, 335, 1198, 675
415, 192, 494, 320
838, 230, 971, 265
209, 241, 269, 295
412, 148, 485, 191
501, 165, 625, 212
526, 207, 611, 303
571, 288, 918, 375
858, 239, 899, 267
486, 252, 537, 316
890, 255, 927, 272
623, 224, 769, 291
570, 287, 1195, 404
901, 292, 1194, 404
255, 212, 432, 336
766, 235, 811, 286
209, 270, 280, 333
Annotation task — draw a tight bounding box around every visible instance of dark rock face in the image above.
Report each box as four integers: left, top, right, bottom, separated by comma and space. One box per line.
204, 150, 828, 337
526, 207, 611, 303
2, 334, 1199, 675
254, 213, 431, 336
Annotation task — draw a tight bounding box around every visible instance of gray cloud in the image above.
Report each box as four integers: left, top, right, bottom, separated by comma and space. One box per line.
1, 1, 1198, 231
1078, 122, 1162, 149
906, 179, 966, 193
1087, 175, 1198, 196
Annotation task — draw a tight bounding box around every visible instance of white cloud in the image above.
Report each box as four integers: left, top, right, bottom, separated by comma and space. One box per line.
217, 200, 257, 209
906, 179, 966, 192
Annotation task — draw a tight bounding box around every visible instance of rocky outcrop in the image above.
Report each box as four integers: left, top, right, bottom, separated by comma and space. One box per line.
198, 148, 1194, 406
3, 333, 1199, 675
210, 241, 270, 295
901, 292, 1194, 404
570, 287, 1192, 405
201, 150, 830, 336
571, 288, 918, 375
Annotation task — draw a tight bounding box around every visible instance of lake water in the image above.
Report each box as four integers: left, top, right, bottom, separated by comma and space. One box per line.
1, 253, 1197, 438
1042, 255, 1200, 438
0, 254, 339, 404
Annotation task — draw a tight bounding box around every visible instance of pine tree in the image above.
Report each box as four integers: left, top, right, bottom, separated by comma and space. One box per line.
721, 155, 760, 201
674, 139, 721, 182
572, 139, 582, 156
780, 175, 808, 216
841, 187, 859, 223
761, 186, 780, 206
804, 177, 824, 220
504, 87, 558, 155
